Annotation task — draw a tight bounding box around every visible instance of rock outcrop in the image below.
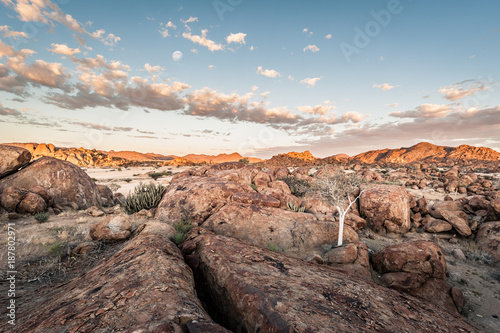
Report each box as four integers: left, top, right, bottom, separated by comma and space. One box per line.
476, 221, 500, 263
0, 156, 101, 209
359, 183, 411, 233
181, 228, 478, 332
5, 222, 229, 332
0, 144, 31, 178
372, 241, 463, 315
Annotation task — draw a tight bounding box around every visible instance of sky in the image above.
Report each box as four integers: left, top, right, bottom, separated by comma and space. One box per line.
0, 0, 499, 158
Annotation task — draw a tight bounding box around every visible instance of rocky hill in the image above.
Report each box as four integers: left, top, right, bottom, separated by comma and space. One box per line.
263, 150, 318, 167
182, 152, 262, 164
350, 142, 500, 165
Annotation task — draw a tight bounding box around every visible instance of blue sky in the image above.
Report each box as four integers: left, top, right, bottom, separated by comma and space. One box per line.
0, 0, 499, 158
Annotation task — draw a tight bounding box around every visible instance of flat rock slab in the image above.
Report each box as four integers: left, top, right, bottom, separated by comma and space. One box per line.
182, 228, 479, 333
3, 222, 229, 333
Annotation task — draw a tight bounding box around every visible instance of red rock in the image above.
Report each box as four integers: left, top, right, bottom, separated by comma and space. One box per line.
324, 241, 371, 279
252, 170, 271, 188
0, 157, 101, 209
359, 183, 411, 234
417, 196, 430, 215
425, 218, 453, 233
202, 202, 358, 260
437, 209, 472, 237
181, 228, 478, 333
28, 185, 52, 205
372, 241, 446, 279
156, 175, 245, 225
0, 186, 28, 212
409, 278, 460, 316
90, 215, 132, 242
231, 191, 281, 207
17, 192, 47, 214
97, 184, 114, 207
0, 144, 32, 178
6, 222, 229, 332
475, 221, 500, 263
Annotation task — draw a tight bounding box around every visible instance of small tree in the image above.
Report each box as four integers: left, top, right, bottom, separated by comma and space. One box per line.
316, 171, 364, 247
239, 158, 250, 164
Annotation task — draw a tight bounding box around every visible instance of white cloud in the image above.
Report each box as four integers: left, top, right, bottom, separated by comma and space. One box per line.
159, 21, 176, 37
297, 104, 335, 115
226, 32, 246, 45
256, 66, 281, 78
144, 63, 164, 74
181, 16, 198, 24
250, 46, 254, 51
325, 33, 332, 39
0, 25, 28, 40
438, 82, 489, 101
390, 104, 453, 119
182, 29, 223, 51
91, 29, 121, 47
373, 83, 399, 90
208, 65, 215, 70
379, 56, 385, 61
299, 77, 321, 87
303, 44, 319, 53
388, 102, 399, 108
48, 43, 80, 56
251, 85, 258, 92
303, 28, 308, 33
191, 49, 198, 54
288, 75, 294, 81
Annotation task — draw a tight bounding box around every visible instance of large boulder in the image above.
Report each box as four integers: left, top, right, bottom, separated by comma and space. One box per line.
0, 186, 28, 212
476, 221, 500, 263
155, 175, 246, 225
90, 215, 132, 242
0, 144, 32, 179
0, 157, 101, 209
4, 222, 229, 332
359, 183, 411, 233
202, 203, 358, 259
181, 229, 478, 333
372, 241, 461, 315
324, 241, 371, 279
17, 192, 47, 214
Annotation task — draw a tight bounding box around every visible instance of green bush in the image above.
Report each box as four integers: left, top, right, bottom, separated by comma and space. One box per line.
121, 182, 165, 214
123, 178, 132, 183
149, 172, 163, 180
239, 158, 250, 164
171, 217, 193, 245
281, 176, 312, 197
34, 212, 50, 223
250, 183, 258, 191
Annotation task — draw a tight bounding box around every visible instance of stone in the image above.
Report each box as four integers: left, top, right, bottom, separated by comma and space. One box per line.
28, 185, 52, 205
17, 192, 47, 214
0, 157, 101, 209
90, 215, 132, 242
417, 196, 430, 215
180, 228, 478, 333
7, 222, 229, 332
0, 186, 28, 212
475, 221, 500, 263
97, 184, 114, 207
452, 248, 466, 261
437, 209, 472, 237
359, 183, 411, 234
0, 144, 32, 179
425, 218, 453, 233
202, 203, 358, 260
372, 241, 446, 279
324, 241, 371, 279
468, 195, 490, 211
155, 175, 245, 225
71, 241, 98, 255
86, 205, 105, 217
252, 170, 271, 188
231, 191, 281, 208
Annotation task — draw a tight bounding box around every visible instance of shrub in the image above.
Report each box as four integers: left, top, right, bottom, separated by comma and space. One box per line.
281, 176, 312, 197
171, 217, 193, 245
91, 177, 98, 182
286, 201, 305, 213
34, 212, 50, 223
121, 182, 165, 214
250, 183, 258, 191
239, 158, 250, 164
266, 243, 284, 253
149, 172, 163, 180
123, 178, 132, 183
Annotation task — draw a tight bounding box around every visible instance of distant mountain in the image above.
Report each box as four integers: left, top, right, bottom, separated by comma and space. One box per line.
350, 142, 500, 164
107, 150, 174, 162
182, 152, 262, 164
264, 151, 317, 167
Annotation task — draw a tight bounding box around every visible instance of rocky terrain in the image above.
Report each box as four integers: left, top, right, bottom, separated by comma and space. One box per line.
1, 144, 499, 332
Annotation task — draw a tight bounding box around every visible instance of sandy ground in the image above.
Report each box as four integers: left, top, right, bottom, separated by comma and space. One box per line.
84, 166, 193, 196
